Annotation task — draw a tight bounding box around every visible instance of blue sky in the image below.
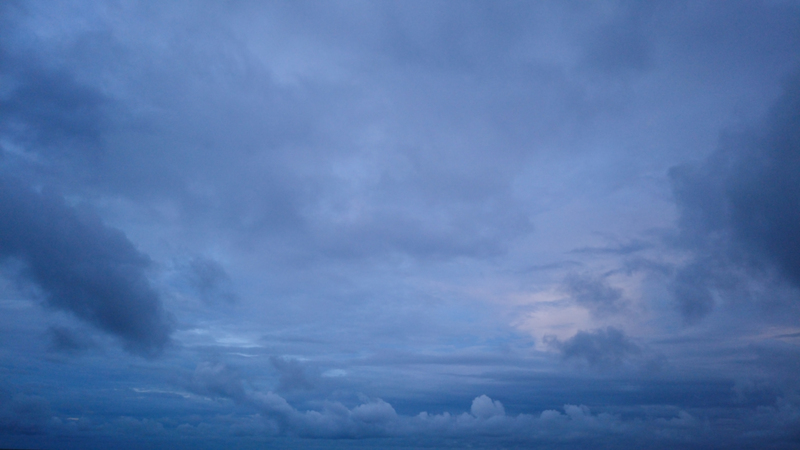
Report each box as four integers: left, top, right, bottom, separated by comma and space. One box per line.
1, 1, 800, 449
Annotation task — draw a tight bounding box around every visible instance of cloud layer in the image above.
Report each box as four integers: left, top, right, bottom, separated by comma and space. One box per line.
0, 1, 799, 449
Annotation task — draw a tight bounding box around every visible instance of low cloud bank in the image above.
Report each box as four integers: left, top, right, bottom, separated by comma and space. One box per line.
177, 363, 800, 447
2, 364, 800, 448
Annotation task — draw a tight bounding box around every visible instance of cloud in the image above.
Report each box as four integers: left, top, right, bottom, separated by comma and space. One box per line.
0, 176, 172, 356
0, 6, 172, 355
185, 361, 397, 438
186, 362, 718, 444
549, 327, 642, 369
0, 51, 109, 161
579, 2, 654, 73
670, 70, 800, 321
1, 2, 800, 449
563, 273, 626, 316
269, 356, 314, 392
46, 325, 95, 354
470, 394, 505, 419
670, 260, 717, 324
113, 416, 166, 436
0, 6, 119, 179
0, 389, 53, 436
185, 257, 238, 305
188, 362, 247, 402
186, 363, 510, 438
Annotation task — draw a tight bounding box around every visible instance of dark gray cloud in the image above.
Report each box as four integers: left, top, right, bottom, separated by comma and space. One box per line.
0, 53, 110, 160
0, 6, 119, 188
0, 6, 170, 354
0, 177, 171, 355
550, 327, 642, 368
670, 71, 800, 321
563, 273, 626, 316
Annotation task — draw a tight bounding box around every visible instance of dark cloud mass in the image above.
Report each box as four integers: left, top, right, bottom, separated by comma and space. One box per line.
728, 74, 800, 285
0, 6, 171, 354
551, 327, 641, 368
0, 176, 171, 355
671, 71, 800, 320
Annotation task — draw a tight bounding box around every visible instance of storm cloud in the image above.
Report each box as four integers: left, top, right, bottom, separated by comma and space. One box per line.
670, 71, 800, 321
0, 176, 171, 355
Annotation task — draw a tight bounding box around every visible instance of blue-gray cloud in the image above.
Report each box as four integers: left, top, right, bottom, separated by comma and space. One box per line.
0, 177, 171, 355
548, 327, 642, 369
270, 356, 314, 392
1, 1, 800, 449
670, 71, 800, 322
184, 257, 238, 305
563, 273, 626, 316
0, 389, 53, 436
46, 325, 95, 354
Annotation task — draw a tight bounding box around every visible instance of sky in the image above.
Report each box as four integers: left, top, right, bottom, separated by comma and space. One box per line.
1, 1, 800, 449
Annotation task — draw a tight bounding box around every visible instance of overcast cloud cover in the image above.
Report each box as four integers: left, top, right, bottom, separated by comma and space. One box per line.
1, 1, 800, 449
